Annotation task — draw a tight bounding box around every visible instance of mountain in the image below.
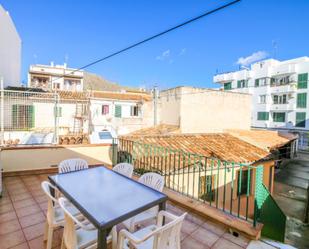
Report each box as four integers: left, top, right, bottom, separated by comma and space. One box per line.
83, 72, 137, 92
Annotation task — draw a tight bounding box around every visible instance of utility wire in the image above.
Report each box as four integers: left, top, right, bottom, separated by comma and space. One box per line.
51, 0, 241, 83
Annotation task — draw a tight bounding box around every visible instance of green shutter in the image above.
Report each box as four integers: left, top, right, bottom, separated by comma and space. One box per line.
298, 73, 308, 89
237, 80, 241, 88
54, 106, 62, 117
12, 104, 18, 128
28, 105, 35, 128
296, 112, 306, 128
224, 82, 232, 90
255, 79, 259, 87
115, 105, 122, 118
297, 93, 307, 108
257, 112, 269, 121
273, 112, 286, 122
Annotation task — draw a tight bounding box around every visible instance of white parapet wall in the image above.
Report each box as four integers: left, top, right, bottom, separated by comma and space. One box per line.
0, 144, 113, 172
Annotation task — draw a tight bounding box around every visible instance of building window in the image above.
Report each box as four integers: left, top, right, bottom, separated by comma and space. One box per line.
297, 93, 307, 108
255, 79, 259, 87
54, 107, 62, 117
12, 105, 35, 130
130, 105, 139, 117
259, 95, 266, 104
237, 170, 251, 196
270, 76, 291, 86
296, 112, 306, 128
114, 105, 122, 118
52, 83, 60, 90
257, 112, 269, 121
224, 82, 232, 90
273, 94, 287, 104
102, 105, 109, 115
255, 78, 267, 87
272, 112, 286, 122
237, 80, 248, 88
298, 73, 308, 89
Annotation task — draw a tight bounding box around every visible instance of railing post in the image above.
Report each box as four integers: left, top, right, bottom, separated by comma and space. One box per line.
253, 165, 264, 227
112, 138, 118, 166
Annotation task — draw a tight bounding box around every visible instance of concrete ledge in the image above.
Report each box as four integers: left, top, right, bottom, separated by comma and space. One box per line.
2, 163, 112, 177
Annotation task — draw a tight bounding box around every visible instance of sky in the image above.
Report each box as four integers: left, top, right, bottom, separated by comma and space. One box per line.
1, 0, 309, 90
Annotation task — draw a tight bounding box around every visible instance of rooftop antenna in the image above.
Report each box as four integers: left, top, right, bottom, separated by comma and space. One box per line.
272, 40, 278, 59
64, 54, 69, 66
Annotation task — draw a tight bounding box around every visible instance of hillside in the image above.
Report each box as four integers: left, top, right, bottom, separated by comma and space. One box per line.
83, 72, 137, 92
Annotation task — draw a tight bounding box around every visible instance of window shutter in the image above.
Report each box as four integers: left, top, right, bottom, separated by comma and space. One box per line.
237, 81, 241, 88
257, 112, 269, 121
296, 112, 306, 127
12, 104, 18, 128
255, 79, 259, 87
29, 105, 35, 128
298, 73, 308, 89
115, 105, 122, 118
297, 93, 307, 108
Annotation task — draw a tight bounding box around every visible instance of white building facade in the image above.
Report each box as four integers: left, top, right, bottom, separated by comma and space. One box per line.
0, 5, 21, 87
28, 63, 84, 91
214, 57, 309, 149
89, 91, 154, 135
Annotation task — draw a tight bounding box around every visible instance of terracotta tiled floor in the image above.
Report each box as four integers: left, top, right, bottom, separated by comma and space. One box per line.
0, 174, 251, 249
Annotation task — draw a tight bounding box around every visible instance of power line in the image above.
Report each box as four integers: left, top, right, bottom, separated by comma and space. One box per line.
51, 0, 241, 83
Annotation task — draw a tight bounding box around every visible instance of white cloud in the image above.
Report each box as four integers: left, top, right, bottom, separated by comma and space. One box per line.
236, 51, 268, 66
156, 50, 170, 61
179, 48, 186, 56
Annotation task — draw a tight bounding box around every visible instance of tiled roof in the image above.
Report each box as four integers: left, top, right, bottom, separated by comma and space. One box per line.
123, 133, 271, 164
57, 91, 88, 100
91, 90, 151, 101
226, 129, 296, 151
127, 124, 180, 136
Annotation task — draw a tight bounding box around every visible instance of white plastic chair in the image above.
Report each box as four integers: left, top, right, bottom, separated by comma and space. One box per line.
58, 197, 117, 249
113, 163, 134, 178
58, 158, 88, 174
123, 173, 165, 232
118, 211, 186, 249
41, 181, 81, 249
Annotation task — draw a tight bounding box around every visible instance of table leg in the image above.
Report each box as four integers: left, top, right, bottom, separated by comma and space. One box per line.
98, 228, 112, 249
159, 201, 166, 225
98, 229, 107, 249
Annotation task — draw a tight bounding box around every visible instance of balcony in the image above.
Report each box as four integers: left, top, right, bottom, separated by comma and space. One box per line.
269, 83, 297, 93
271, 64, 296, 76
270, 103, 295, 112
213, 72, 235, 83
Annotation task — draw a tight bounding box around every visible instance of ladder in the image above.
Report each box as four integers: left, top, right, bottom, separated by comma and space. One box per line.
73, 102, 86, 134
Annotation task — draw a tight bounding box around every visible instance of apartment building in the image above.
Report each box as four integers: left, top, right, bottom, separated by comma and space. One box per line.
213, 56, 309, 149
0, 5, 21, 87
28, 63, 84, 91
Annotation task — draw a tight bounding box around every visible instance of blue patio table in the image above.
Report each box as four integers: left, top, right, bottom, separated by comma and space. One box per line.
48, 166, 168, 249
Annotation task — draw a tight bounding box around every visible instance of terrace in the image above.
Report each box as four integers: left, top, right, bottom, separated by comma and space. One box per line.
0, 137, 287, 249
1, 171, 267, 249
